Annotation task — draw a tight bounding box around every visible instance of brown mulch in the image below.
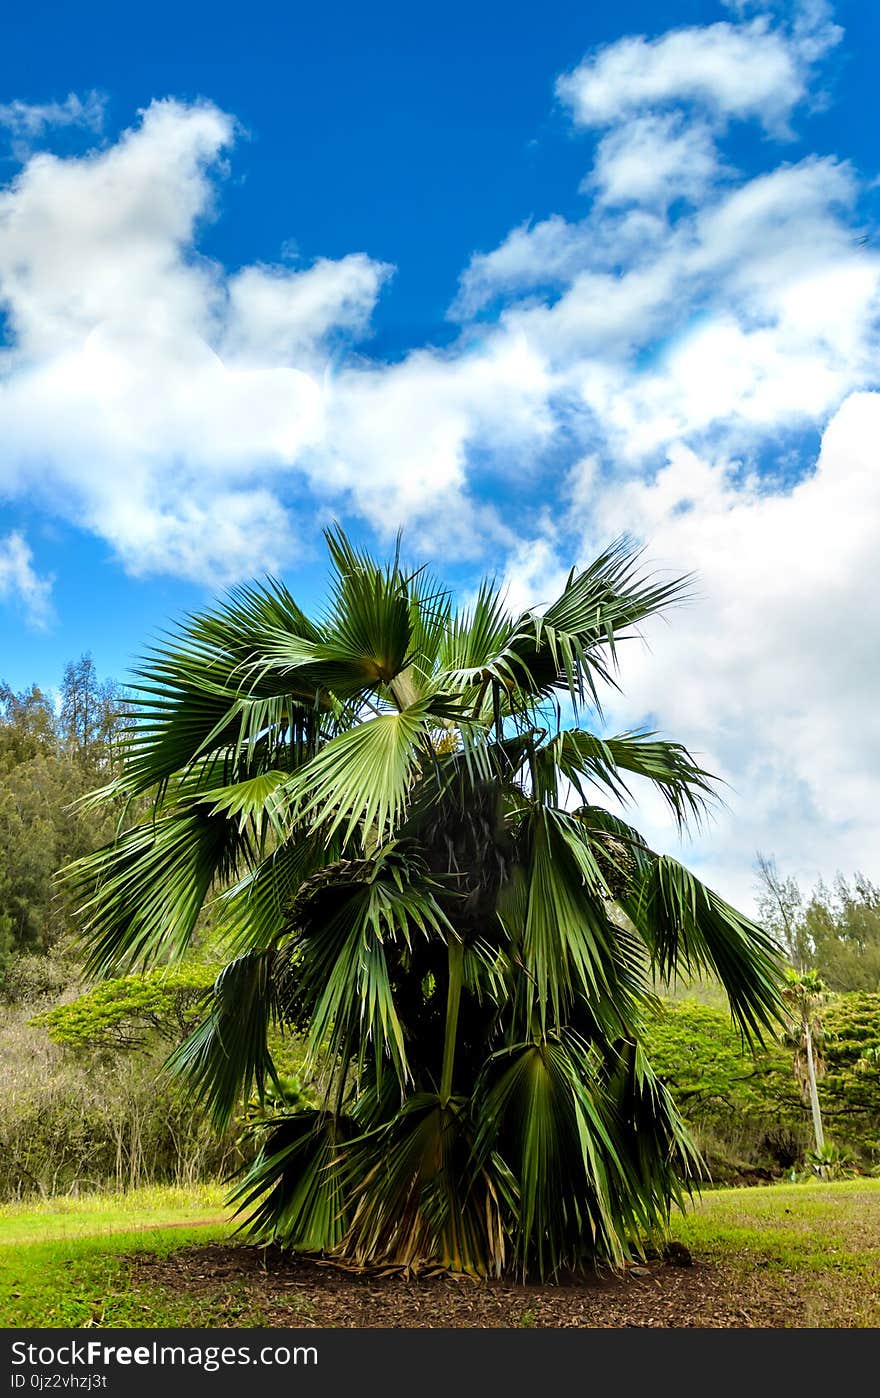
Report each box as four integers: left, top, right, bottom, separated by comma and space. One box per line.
130, 1244, 806, 1328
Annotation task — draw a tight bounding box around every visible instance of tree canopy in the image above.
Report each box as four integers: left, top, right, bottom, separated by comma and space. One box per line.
0, 662, 132, 968
757, 856, 880, 992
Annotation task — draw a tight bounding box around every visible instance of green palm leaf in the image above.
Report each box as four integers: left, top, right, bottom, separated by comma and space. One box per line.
621, 855, 784, 1038
472, 1036, 625, 1276
503, 806, 643, 1032
229, 1109, 352, 1251
166, 950, 283, 1128
216, 836, 335, 954
288, 846, 453, 1085
544, 728, 717, 831
288, 700, 436, 846
341, 1093, 513, 1275
65, 809, 249, 976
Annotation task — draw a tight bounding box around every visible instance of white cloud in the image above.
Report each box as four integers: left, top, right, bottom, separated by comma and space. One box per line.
450, 215, 600, 319
588, 114, 721, 208
499, 534, 572, 618
0, 91, 105, 157
0, 100, 230, 361
323, 333, 554, 534
0, 100, 390, 582
92, 487, 299, 584
0, 99, 556, 579
556, 5, 841, 135
223, 254, 393, 366
473, 157, 880, 462
0, 532, 53, 627
545, 390, 880, 910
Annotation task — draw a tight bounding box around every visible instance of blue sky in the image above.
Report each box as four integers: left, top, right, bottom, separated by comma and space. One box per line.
1, 0, 878, 904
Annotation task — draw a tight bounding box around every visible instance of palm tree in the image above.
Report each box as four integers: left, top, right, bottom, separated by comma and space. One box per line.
65, 529, 783, 1277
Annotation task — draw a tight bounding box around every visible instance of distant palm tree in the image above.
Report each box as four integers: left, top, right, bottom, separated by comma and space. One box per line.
782, 967, 827, 1158
66, 529, 783, 1277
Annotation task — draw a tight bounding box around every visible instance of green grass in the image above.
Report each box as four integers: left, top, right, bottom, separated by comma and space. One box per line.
1, 1184, 237, 1327
2, 1226, 241, 1327
669, 1179, 880, 1327
0, 1182, 228, 1246
3, 1179, 879, 1327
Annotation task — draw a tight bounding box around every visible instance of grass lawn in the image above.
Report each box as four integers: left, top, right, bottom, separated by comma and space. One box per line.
668, 1178, 880, 1328
2, 1178, 879, 1328
0, 1182, 228, 1246
1, 1184, 235, 1326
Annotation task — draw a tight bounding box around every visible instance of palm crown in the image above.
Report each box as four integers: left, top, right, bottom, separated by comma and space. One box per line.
66, 528, 783, 1277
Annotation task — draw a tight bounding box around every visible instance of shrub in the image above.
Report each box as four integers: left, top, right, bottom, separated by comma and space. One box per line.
33, 965, 217, 1049
644, 995, 880, 1175
0, 994, 240, 1201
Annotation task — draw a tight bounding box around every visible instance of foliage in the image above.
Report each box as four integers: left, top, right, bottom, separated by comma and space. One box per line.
756, 856, 880, 992
59, 653, 133, 766
821, 992, 880, 1156
798, 1143, 859, 1181
33, 964, 218, 1049
803, 876, 880, 992
644, 999, 807, 1173
0, 949, 75, 1005
0, 992, 240, 1201
66, 529, 784, 1277
0, 663, 134, 969
644, 995, 880, 1172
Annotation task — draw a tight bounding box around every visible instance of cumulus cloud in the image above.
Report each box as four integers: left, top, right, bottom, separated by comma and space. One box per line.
324, 333, 554, 529
0, 98, 557, 579
550, 391, 880, 909
460, 154, 879, 463
587, 115, 722, 209
449, 214, 602, 320
0, 532, 53, 627
223, 255, 394, 366
0, 100, 382, 581
556, 3, 841, 136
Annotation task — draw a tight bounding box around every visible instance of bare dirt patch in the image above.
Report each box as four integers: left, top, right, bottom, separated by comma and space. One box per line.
130, 1244, 811, 1329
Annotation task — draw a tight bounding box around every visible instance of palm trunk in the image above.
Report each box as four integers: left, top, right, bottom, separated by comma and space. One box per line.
803, 1016, 825, 1157
440, 937, 464, 1105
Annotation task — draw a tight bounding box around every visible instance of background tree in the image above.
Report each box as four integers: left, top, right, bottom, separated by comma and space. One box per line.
66, 530, 783, 1277
34, 964, 218, 1051
756, 854, 880, 992
0, 684, 57, 772
755, 854, 810, 972
782, 968, 827, 1157
60, 654, 133, 772
803, 876, 880, 992
0, 664, 133, 970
